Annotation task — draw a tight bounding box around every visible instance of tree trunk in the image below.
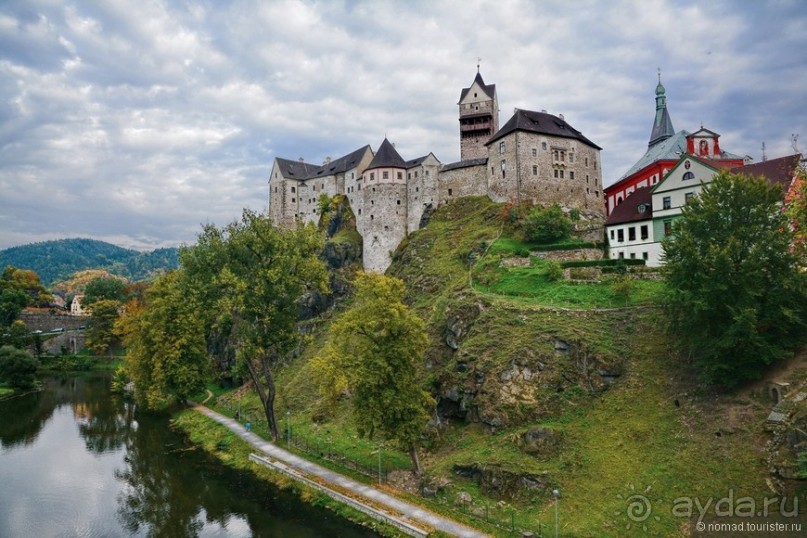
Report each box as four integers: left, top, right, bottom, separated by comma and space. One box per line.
244, 357, 280, 441
409, 445, 422, 476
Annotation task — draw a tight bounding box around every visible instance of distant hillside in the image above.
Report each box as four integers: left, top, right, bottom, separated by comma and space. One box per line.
0, 238, 179, 285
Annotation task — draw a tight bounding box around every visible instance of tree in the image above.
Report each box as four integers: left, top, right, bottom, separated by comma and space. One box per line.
0, 345, 39, 389
83, 276, 127, 306
663, 171, 807, 386
523, 203, 572, 244
117, 271, 207, 409
313, 272, 433, 475
85, 299, 121, 356
785, 166, 807, 263
181, 210, 327, 440
0, 266, 51, 328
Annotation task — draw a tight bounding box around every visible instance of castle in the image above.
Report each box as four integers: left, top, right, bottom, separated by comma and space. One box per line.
268, 70, 605, 272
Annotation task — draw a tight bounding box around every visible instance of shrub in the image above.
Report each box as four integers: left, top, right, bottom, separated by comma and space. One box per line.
569, 208, 581, 221
523, 204, 572, 244
545, 261, 564, 282
0, 345, 39, 389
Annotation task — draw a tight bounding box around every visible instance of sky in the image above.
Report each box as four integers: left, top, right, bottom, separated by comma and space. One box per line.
1, 0, 806, 251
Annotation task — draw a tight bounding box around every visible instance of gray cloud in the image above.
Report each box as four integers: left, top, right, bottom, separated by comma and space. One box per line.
1, 0, 805, 250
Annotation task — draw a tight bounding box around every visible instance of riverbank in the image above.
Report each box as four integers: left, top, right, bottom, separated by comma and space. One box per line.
173, 409, 412, 538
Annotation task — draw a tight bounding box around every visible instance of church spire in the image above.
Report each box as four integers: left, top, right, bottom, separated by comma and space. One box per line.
649, 69, 675, 147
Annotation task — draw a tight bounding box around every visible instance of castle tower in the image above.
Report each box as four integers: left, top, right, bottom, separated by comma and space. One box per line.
458, 69, 498, 160
356, 138, 409, 273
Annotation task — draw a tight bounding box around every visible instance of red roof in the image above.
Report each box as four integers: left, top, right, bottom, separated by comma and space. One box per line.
605, 186, 654, 226
731, 154, 802, 192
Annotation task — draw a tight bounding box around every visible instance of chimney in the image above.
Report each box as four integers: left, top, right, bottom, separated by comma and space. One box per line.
298, 157, 304, 162
323, 156, 331, 165
559, 113, 564, 121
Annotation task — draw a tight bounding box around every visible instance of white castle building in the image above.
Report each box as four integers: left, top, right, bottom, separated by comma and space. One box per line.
268, 70, 605, 272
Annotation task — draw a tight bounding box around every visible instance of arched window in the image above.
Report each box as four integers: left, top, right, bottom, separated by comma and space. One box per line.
682, 171, 695, 181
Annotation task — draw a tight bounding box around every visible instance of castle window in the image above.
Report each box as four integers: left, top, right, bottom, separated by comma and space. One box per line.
448, 188, 453, 196
396, 200, 401, 205
499, 141, 506, 154
415, 171, 418, 178
371, 215, 374, 220
397, 172, 403, 180
560, 170, 564, 179
292, 198, 295, 203
533, 165, 538, 176
370, 173, 375, 181
384, 226, 389, 231
532, 148, 537, 157
585, 157, 589, 167
372, 187, 376, 193
358, 208, 361, 215
501, 160, 506, 179
474, 92, 477, 97
371, 200, 374, 205
425, 170, 429, 177
569, 153, 574, 163
321, 183, 324, 189
554, 169, 559, 178
383, 171, 389, 179
274, 187, 277, 193
586, 175, 589, 183
291, 186, 296, 193
415, 187, 419, 192
570, 171, 575, 180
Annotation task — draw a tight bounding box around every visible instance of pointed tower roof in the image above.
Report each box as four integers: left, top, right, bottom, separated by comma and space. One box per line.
366, 138, 406, 170
459, 71, 496, 102
649, 73, 675, 147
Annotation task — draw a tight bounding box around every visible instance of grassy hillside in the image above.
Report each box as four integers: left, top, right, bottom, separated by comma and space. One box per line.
205, 197, 798, 537
0, 238, 179, 284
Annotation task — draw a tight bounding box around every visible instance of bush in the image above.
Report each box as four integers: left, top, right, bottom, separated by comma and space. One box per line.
545, 261, 564, 281
523, 204, 572, 244
0, 345, 39, 389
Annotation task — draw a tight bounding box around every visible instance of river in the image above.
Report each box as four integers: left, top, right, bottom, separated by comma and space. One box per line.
0, 373, 378, 537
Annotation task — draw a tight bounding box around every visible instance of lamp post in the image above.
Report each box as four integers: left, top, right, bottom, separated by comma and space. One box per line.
553, 489, 560, 538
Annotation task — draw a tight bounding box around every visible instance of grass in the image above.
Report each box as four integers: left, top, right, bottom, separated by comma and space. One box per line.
0, 385, 14, 398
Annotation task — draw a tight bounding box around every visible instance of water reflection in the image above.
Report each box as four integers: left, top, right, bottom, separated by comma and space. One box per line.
0, 374, 377, 537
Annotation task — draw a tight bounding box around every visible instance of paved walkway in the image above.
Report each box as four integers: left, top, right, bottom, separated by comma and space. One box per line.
194, 405, 489, 538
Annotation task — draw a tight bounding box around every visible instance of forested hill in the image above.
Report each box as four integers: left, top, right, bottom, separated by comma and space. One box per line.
0, 238, 179, 285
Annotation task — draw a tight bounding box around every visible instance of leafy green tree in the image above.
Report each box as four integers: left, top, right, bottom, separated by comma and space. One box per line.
85, 299, 120, 356
181, 210, 327, 440
313, 272, 433, 475
0, 345, 39, 389
523, 203, 572, 244
0, 266, 52, 328
663, 171, 807, 386
785, 167, 807, 263
83, 276, 127, 306
117, 271, 207, 408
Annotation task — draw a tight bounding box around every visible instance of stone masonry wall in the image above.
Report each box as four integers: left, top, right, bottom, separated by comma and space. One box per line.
437, 163, 488, 205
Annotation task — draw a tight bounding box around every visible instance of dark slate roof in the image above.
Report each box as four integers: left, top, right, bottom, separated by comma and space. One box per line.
649, 82, 676, 147
459, 72, 496, 102
440, 157, 488, 172
366, 138, 406, 170
485, 109, 601, 150
276, 145, 371, 180
609, 130, 689, 189
605, 186, 654, 226
731, 154, 802, 192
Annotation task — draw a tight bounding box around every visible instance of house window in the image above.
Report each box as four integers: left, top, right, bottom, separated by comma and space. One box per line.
643, 252, 649, 260
532, 148, 537, 157
685, 192, 694, 204
664, 220, 672, 236
630, 252, 636, 259
628, 227, 636, 241
618, 252, 625, 259
663, 196, 671, 210
638, 204, 646, 214
683, 171, 695, 181
609, 229, 615, 240
533, 165, 538, 176
640, 225, 648, 240
383, 171, 389, 179
499, 141, 506, 154
617, 229, 624, 242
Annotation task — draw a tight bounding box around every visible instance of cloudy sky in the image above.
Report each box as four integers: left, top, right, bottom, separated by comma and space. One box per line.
1, 0, 805, 251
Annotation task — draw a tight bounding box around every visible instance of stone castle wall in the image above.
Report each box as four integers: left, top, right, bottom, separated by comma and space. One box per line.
356, 177, 408, 273
438, 163, 488, 205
